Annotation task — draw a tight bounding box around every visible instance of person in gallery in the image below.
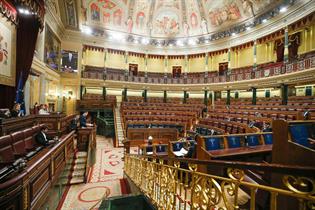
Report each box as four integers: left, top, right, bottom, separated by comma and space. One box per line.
10, 103, 24, 117
38, 104, 49, 115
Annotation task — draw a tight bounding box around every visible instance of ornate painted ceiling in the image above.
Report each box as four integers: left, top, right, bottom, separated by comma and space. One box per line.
80, 0, 282, 38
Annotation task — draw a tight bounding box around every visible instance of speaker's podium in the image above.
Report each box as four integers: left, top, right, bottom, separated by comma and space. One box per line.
77, 126, 96, 151
77, 126, 97, 182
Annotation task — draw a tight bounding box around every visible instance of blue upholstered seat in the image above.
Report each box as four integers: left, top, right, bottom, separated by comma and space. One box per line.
289, 124, 310, 147
263, 134, 273, 145
172, 142, 185, 152
246, 135, 260, 146
227, 136, 242, 148
205, 137, 222, 151
156, 145, 167, 153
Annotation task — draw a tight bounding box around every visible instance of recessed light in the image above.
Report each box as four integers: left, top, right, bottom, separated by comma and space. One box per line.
82, 26, 92, 35
188, 39, 196, 45
246, 27, 251, 31
262, 19, 267, 23
280, 7, 287, 13
232, 32, 236, 36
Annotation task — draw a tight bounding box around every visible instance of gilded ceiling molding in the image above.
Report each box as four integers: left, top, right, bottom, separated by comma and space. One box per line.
0, 0, 17, 24
15, 0, 45, 28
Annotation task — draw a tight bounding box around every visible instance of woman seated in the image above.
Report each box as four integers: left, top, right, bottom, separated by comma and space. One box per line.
10, 103, 24, 117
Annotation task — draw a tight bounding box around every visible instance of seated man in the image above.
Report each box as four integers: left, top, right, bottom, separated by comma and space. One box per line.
262, 122, 272, 132
35, 126, 57, 146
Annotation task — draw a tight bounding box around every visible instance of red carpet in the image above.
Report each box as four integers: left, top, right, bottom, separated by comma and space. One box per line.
59, 136, 124, 210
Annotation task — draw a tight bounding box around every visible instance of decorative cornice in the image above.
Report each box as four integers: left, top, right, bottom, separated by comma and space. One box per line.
0, 0, 17, 24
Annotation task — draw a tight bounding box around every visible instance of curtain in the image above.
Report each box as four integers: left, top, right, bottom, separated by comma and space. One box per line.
274, 39, 284, 62
288, 32, 301, 61
0, 14, 40, 109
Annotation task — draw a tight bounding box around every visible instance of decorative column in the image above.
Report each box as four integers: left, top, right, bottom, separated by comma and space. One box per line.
103, 49, 107, 80
183, 91, 187, 104
164, 55, 168, 83
226, 90, 231, 106
211, 91, 215, 109
252, 87, 257, 105
163, 90, 167, 103
253, 39, 257, 71
80, 85, 84, 100
143, 89, 147, 102
145, 53, 148, 81
204, 90, 208, 105
281, 84, 288, 105
284, 26, 289, 63
164, 55, 168, 77
122, 88, 128, 102
227, 48, 231, 75
39, 74, 46, 104
184, 55, 188, 80
205, 53, 209, 79
124, 51, 129, 80
102, 87, 106, 100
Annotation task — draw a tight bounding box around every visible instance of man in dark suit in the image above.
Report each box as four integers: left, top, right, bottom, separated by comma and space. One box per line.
80, 112, 93, 128
35, 126, 55, 146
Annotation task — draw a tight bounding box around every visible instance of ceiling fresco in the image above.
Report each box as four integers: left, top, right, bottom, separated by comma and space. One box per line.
80, 0, 282, 38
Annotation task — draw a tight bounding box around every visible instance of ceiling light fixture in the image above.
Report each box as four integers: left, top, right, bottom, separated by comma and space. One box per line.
280, 7, 287, 13
18, 8, 31, 15
188, 39, 196, 46
82, 26, 92, 35
262, 19, 267, 23
232, 32, 236, 36
176, 40, 184, 46
141, 38, 149, 45
246, 27, 251, 31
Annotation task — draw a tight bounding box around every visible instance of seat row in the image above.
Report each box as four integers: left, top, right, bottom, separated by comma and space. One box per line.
198, 118, 255, 134
0, 124, 45, 167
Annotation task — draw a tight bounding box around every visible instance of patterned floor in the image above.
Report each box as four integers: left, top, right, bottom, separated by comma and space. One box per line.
59, 136, 124, 210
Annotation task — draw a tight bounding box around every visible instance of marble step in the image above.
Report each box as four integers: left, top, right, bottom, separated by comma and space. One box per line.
74, 158, 87, 165
72, 169, 86, 178
76, 152, 87, 158
70, 177, 85, 184
59, 178, 70, 185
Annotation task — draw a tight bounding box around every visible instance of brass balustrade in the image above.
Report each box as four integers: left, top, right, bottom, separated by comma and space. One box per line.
124, 154, 315, 210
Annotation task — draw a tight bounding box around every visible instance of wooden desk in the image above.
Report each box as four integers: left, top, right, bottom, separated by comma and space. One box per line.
77, 126, 97, 151
208, 145, 272, 158
0, 114, 76, 137
36, 113, 76, 137
0, 115, 36, 135
127, 128, 178, 142
0, 131, 75, 210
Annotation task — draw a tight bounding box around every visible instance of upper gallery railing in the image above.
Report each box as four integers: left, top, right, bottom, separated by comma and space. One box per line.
124, 154, 315, 210
82, 55, 315, 85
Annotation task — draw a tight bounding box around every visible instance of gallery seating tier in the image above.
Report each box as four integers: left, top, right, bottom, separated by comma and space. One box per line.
82, 53, 315, 84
